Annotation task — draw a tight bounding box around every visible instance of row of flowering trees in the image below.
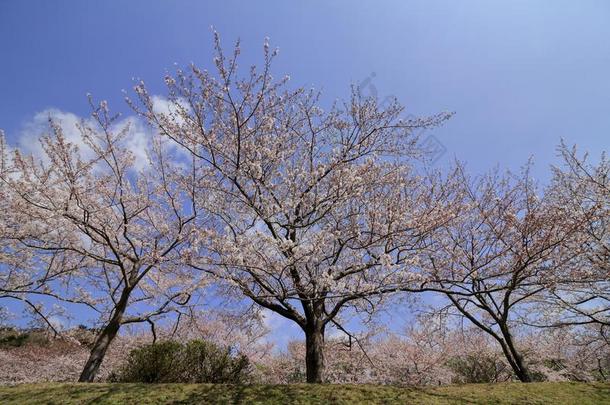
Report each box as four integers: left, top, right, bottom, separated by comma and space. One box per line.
1, 35, 608, 383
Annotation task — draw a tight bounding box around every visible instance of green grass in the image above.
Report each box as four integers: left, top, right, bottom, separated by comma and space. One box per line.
0, 382, 609, 404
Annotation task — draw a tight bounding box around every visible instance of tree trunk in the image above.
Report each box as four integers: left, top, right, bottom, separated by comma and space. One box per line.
508, 346, 533, 382
304, 325, 325, 383
78, 289, 130, 382
498, 324, 533, 383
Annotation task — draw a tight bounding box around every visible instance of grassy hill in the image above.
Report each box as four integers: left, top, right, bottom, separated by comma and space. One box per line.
0, 382, 609, 404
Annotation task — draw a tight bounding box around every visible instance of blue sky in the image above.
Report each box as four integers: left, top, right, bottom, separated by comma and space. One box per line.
1, 0, 609, 346
1, 0, 609, 180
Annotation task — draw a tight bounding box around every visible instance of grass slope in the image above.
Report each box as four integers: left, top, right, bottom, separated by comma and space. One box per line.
0, 382, 609, 404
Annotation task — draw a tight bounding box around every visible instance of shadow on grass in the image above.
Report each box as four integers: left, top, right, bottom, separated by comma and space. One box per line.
1, 382, 609, 405
173, 384, 315, 405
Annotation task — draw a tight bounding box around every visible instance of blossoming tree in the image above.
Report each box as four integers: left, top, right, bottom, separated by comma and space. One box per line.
0, 101, 208, 382
536, 143, 610, 329
129, 34, 457, 382
1, 132, 85, 333
421, 166, 581, 382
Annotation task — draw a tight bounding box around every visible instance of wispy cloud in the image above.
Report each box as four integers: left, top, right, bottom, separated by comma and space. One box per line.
12, 108, 154, 171
260, 309, 301, 352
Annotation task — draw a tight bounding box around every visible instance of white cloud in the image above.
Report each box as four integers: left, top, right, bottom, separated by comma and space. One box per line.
13, 108, 153, 171
47, 315, 66, 332
326, 326, 348, 339
113, 116, 151, 172
151, 95, 192, 125
7, 97, 201, 177
260, 308, 302, 351
17, 109, 91, 163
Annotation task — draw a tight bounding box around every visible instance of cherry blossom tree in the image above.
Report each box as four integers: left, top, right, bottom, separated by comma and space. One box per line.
539, 143, 610, 328
1, 131, 76, 334
421, 165, 581, 382
0, 100, 208, 382
129, 33, 457, 382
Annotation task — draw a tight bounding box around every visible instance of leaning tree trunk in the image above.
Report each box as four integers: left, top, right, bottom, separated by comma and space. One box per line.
512, 352, 533, 383
78, 289, 130, 382
498, 324, 533, 383
504, 338, 533, 382
304, 324, 325, 383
